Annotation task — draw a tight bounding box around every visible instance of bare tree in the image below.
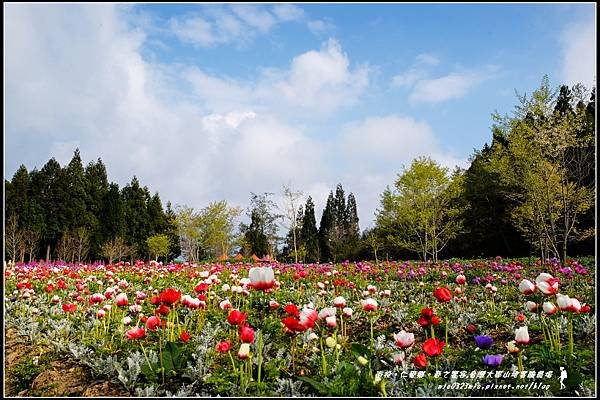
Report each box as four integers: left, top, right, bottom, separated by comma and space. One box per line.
5, 214, 23, 262
101, 236, 132, 264
73, 227, 90, 263
55, 232, 75, 262
23, 229, 41, 262
281, 184, 304, 263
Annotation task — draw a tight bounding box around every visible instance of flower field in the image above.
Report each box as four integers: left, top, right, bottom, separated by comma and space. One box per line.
3, 257, 596, 397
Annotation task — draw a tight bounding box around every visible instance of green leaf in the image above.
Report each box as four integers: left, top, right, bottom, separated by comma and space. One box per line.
351, 342, 372, 359
298, 376, 330, 395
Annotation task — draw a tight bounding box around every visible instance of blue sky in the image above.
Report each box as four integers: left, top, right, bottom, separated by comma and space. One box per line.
4, 3, 596, 230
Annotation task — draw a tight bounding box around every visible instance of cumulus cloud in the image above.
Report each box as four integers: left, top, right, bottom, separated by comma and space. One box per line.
559, 15, 596, 89
337, 115, 466, 228
183, 38, 370, 115
5, 3, 462, 231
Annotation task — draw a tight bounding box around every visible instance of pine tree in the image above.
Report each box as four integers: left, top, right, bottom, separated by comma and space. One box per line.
300, 196, 319, 262
84, 158, 109, 261
318, 191, 335, 262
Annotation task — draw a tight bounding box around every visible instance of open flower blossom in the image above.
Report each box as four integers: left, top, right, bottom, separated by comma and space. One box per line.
146, 315, 161, 331
239, 325, 255, 343
535, 273, 559, 295
318, 307, 336, 320
325, 315, 337, 327
474, 335, 494, 349
515, 326, 530, 345
216, 340, 231, 353
219, 299, 232, 310
394, 330, 415, 348
455, 274, 466, 285
299, 307, 318, 329
423, 338, 445, 356
333, 296, 346, 308
433, 287, 453, 302
342, 307, 353, 318
125, 327, 146, 340
412, 353, 427, 369
249, 266, 275, 290
180, 331, 191, 343
115, 293, 128, 307
227, 309, 247, 326
159, 288, 181, 305
556, 293, 582, 312
483, 354, 504, 367
361, 298, 378, 312
518, 279, 536, 295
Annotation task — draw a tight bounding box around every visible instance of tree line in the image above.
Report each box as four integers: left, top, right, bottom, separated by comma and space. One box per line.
368, 77, 595, 262
5, 149, 180, 263
4, 77, 595, 263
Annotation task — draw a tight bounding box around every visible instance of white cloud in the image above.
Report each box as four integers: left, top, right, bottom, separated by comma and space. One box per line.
337, 115, 466, 228
272, 4, 305, 22
307, 19, 336, 35
409, 71, 488, 104
560, 16, 596, 89
264, 38, 370, 113
415, 53, 439, 66
167, 4, 307, 48
183, 38, 370, 115
5, 4, 463, 233
392, 68, 428, 87
169, 15, 217, 47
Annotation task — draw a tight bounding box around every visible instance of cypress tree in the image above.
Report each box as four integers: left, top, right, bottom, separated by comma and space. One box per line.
300, 196, 319, 262
318, 191, 335, 262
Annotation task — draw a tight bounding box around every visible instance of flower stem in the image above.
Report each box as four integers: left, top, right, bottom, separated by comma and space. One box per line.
228, 350, 238, 374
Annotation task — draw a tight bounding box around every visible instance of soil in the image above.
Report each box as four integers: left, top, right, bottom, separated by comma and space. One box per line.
4, 327, 131, 397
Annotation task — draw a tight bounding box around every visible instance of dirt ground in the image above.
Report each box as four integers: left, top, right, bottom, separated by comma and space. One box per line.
4, 327, 130, 397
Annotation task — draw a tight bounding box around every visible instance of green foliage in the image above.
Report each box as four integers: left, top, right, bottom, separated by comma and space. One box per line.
146, 234, 171, 261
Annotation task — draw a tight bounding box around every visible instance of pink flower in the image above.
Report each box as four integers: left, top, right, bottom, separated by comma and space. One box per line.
125, 327, 146, 340
394, 330, 415, 348
542, 302, 557, 315
325, 315, 337, 328
248, 266, 275, 291
146, 315, 161, 331
239, 325, 255, 343
515, 326, 530, 344
455, 274, 466, 285
333, 296, 346, 308
518, 279, 536, 295
115, 293, 128, 307
361, 298, 378, 312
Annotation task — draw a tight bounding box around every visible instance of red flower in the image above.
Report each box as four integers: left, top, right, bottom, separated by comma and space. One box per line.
412, 353, 428, 369
146, 315, 161, 331
150, 296, 161, 305
467, 324, 476, 333
417, 317, 430, 327
216, 340, 231, 353
57, 280, 67, 289
159, 288, 181, 305
239, 325, 255, 343
180, 331, 191, 343
125, 327, 146, 340
423, 338, 445, 357
431, 315, 441, 326
62, 303, 77, 312
433, 287, 453, 303
420, 308, 434, 318
227, 309, 247, 326
580, 305, 591, 313
45, 283, 55, 293
516, 314, 526, 322
284, 304, 300, 317
156, 304, 170, 315
194, 283, 209, 293
282, 316, 306, 333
